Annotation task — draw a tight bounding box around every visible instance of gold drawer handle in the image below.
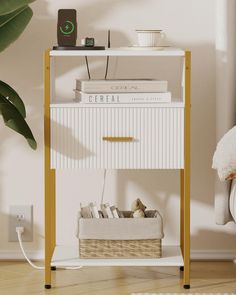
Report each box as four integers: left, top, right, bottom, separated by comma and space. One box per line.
102, 136, 134, 142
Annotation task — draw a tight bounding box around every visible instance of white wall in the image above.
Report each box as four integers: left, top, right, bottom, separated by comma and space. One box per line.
1, 0, 236, 258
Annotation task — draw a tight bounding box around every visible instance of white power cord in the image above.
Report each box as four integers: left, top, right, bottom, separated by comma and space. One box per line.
16, 227, 44, 270
16, 227, 82, 270
100, 169, 107, 204
63, 266, 83, 270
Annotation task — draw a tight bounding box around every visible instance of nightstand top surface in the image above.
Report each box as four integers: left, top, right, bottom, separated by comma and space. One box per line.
49, 47, 186, 57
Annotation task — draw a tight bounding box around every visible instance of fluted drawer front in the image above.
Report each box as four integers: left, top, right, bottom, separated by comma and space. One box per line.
50, 107, 184, 169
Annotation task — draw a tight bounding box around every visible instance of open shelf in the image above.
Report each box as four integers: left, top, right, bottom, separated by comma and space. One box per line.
50, 47, 185, 57
51, 245, 183, 267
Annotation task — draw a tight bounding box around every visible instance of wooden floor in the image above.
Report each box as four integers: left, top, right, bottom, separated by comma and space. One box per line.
0, 261, 236, 294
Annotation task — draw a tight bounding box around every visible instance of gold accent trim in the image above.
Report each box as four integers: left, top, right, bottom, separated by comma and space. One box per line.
44, 49, 56, 287
180, 169, 184, 254
183, 50, 191, 286
102, 136, 134, 142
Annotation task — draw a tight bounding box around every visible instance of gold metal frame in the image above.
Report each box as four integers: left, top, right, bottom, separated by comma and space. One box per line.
180, 50, 191, 287
44, 49, 191, 289
44, 49, 56, 288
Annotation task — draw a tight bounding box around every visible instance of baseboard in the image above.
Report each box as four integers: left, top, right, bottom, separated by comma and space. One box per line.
191, 250, 236, 260
0, 249, 236, 261
0, 250, 44, 261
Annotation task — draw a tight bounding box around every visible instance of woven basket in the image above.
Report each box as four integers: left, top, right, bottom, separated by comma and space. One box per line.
79, 239, 162, 258
77, 210, 163, 259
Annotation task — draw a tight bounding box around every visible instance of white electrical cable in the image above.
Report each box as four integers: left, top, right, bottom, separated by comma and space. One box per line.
63, 266, 83, 270
16, 227, 83, 271
16, 227, 44, 270
100, 169, 107, 204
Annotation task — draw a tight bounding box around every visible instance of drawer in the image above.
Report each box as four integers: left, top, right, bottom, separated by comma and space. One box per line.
50, 106, 184, 169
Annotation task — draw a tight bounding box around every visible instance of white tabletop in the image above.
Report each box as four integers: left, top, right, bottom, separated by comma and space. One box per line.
50, 47, 185, 57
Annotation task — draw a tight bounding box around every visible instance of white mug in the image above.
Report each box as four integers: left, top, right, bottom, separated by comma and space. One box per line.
136, 30, 166, 47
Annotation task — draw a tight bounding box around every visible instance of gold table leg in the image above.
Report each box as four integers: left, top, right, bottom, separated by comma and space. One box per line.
44, 49, 56, 289
180, 169, 184, 255
182, 50, 191, 289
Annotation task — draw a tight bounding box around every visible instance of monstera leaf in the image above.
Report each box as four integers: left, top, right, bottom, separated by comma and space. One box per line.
0, 81, 26, 118
0, 0, 35, 52
0, 0, 35, 15
0, 0, 37, 149
0, 89, 36, 150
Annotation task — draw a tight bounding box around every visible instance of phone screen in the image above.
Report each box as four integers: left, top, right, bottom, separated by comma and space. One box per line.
57, 9, 77, 46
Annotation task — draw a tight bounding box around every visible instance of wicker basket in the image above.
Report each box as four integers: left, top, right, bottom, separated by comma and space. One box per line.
77, 210, 164, 259
80, 239, 162, 258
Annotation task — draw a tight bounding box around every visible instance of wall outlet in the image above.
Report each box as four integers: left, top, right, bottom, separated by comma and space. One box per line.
9, 205, 33, 242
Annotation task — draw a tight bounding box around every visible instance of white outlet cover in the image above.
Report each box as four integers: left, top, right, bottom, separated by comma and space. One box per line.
9, 205, 33, 242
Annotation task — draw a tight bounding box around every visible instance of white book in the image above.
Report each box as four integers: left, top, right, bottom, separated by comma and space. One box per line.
110, 206, 120, 218
74, 90, 171, 104
89, 202, 100, 218
100, 204, 108, 218
101, 203, 114, 218
105, 203, 114, 218
76, 79, 168, 93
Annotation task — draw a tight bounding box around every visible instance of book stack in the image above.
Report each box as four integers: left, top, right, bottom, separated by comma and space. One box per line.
80, 202, 124, 218
74, 79, 171, 104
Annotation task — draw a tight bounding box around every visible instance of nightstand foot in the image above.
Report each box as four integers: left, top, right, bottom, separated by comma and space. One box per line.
183, 284, 190, 289
179, 266, 184, 271
51, 266, 56, 271
44, 284, 51, 289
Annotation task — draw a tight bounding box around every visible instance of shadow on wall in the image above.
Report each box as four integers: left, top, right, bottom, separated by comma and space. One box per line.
115, 42, 236, 248
116, 169, 180, 242
192, 228, 236, 250
0, 0, 131, 250
50, 120, 94, 161
0, 0, 134, 149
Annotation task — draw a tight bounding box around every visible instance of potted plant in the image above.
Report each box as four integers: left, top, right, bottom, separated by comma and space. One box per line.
0, 0, 37, 149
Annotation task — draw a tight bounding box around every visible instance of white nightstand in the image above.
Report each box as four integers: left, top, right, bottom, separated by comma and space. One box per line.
44, 48, 191, 289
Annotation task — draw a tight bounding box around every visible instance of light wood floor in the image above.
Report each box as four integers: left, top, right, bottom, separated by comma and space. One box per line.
0, 261, 236, 294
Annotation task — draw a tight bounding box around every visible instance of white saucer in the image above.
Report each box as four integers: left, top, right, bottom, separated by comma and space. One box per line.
121, 45, 170, 51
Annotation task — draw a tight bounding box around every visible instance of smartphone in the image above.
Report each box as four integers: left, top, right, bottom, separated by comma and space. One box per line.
57, 9, 77, 46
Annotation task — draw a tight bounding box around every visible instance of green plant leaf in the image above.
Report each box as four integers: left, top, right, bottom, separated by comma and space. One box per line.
0, 80, 26, 118
0, 0, 35, 16
0, 7, 27, 28
0, 6, 33, 52
0, 94, 37, 150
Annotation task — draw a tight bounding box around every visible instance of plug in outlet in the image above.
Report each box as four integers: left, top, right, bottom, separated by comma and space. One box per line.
9, 205, 33, 242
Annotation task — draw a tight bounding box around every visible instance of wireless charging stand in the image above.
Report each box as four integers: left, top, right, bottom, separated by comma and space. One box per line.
53, 46, 105, 50
56, 9, 105, 51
